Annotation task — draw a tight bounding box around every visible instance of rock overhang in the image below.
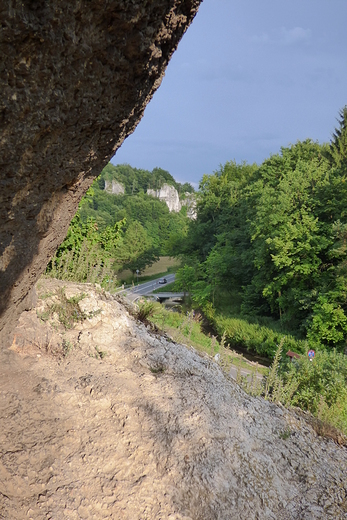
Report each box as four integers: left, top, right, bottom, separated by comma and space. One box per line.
0, 0, 202, 345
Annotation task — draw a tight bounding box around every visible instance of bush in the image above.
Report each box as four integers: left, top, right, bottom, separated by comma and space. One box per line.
47, 240, 118, 292
252, 344, 347, 439
203, 303, 308, 359
283, 349, 347, 419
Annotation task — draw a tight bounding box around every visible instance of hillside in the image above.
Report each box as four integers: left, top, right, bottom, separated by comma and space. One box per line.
1, 277, 346, 519
99, 163, 194, 196
73, 164, 194, 269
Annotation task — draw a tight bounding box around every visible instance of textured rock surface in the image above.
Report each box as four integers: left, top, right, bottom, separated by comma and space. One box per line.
0, 0, 201, 345
147, 183, 182, 212
104, 180, 125, 195
1, 278, 346, 519
181, 192, 197, 219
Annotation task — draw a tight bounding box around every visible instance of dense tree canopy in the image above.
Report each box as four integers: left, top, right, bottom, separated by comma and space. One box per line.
50, 163, 192, 279
98, 163, 194, 195
177, 109, 347, 352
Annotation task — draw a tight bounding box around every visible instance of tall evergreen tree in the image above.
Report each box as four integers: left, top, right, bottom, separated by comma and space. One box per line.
327, 106, 347, 170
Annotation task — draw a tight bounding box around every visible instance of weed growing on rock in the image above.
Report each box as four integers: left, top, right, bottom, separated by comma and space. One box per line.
37, 309, 51, 322
137, 301, 156, 323
39, 288, 101, 330
95, 345, 107, 359
62, 339, 74, 357
279, 429, 292, 440
38, 291, 55, 300
150, 365, 166, 374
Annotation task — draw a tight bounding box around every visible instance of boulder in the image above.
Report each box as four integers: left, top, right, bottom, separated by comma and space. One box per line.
0, 0, 202, 346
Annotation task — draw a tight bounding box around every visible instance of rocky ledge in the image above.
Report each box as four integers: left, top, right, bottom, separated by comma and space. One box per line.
0, 278, 346, 519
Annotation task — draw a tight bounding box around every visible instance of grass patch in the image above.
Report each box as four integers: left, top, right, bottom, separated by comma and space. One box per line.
62, 338, 74, 357
118, 256, 179, 284
149, 304, 267, 377
202, 295, 308, 360
137, 301, 156, 322
38, 290, 55, 300
95, 345, 107, 359
149, 365, 166, 374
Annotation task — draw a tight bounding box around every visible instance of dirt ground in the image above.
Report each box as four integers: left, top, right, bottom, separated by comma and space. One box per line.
0, 278, 346, 520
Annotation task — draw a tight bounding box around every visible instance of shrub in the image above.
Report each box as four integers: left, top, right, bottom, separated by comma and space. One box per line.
47, 240, 118, 292
205, 306, 308, 359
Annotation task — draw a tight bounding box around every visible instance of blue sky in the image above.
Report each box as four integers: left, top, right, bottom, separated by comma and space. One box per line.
112, 0, 347, 187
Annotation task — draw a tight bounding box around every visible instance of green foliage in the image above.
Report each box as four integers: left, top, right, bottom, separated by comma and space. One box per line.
114, 221, 160, 274
263, 339, 299, 406
150, 305, 219, 355
282, 349, 347, 415
137, 300, 156, 322
48, 243, 117, 291
175, 265, 199, 293
62, 339, 74, 357
202, 301, 308, 359
307, 297, 347, 347
48, 162, 191, 284
326, 105, 347, 169
99, 162, 194, 195
176, 112, 347, 353
46, 210, 124, 289
79, 164, 191, 264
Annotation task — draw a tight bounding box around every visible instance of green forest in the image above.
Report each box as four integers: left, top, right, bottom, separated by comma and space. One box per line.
46, 107, 347, 436
175, 109, 347, 357
47, 164, 192, 283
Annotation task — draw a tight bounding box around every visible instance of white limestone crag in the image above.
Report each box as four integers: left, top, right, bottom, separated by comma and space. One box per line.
147, 183, 182, 212
104, 180, 125, 195
181, 192, 197, 219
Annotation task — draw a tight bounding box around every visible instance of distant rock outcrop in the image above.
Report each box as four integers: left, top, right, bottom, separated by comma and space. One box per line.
0, 0, 202, 346
104, 180, 125, 195
181, 192, 197, 219
147, 183, 182, 212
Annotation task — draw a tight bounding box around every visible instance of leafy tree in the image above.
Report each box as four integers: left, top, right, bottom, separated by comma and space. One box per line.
175, 264, 197, 291
53, 213, 124, 262
176, 112, 347, 352
114, 221, 159, 274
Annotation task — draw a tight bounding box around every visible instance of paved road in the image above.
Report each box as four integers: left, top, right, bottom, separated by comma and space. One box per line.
122, 274, 176, 301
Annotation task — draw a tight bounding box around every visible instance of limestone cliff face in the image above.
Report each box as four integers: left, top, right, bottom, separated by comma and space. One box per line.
181, 192, 197, 219
104, 180, 125, 195
147, 184, 197, 217
147, 183, 182, 212
0, 0, 202, 345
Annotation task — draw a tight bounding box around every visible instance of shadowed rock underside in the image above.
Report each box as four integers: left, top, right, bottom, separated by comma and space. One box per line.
0, 0, 201, 345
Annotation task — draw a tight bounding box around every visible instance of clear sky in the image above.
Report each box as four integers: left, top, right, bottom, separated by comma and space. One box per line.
112, 0, 347, 187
